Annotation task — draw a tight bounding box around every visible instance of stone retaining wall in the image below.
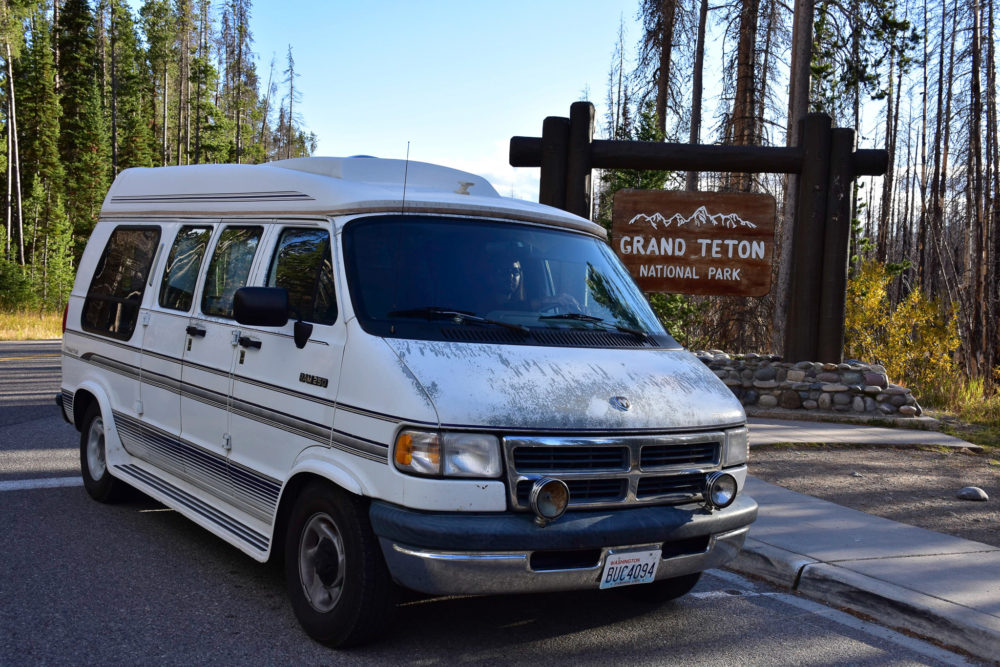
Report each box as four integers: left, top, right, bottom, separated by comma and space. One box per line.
695, 351, 922, 417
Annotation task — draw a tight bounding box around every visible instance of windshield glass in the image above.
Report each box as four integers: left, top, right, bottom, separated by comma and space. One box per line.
343, 215, 679, 348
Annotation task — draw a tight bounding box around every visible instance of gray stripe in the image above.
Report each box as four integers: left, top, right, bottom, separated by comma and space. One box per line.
115, 464, 269, 552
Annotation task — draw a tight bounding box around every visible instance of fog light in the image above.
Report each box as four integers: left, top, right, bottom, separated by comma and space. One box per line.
704, 472, 738, 510
529, 478, 569, 527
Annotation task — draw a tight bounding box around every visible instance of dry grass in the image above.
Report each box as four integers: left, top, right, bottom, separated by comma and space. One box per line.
0, 310, 63, 341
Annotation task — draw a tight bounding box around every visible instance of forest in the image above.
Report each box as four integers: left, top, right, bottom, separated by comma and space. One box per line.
0, 0, 315, 313
595, 0, 998, 394
1, 0, 998, 400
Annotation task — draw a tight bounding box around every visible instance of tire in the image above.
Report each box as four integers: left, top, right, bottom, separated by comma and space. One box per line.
284, 481, 395, 647
79, 403, 127, 503
616, 571, 702, 604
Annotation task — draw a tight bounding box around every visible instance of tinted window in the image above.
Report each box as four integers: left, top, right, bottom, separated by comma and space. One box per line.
81, 226, 161, 340
343, 216, 677, 348
201, 226, 262, 318
266, 228, 337, 325
159, 226, 212, 312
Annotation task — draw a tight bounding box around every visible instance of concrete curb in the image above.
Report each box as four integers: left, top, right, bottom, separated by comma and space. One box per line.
745, 406, 941, 430
799, 562, 1000, 663
728, 535, 1000, 663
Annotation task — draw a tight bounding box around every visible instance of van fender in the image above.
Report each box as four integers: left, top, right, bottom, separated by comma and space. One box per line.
72, 380, 130, 473
283, 447, 370, 497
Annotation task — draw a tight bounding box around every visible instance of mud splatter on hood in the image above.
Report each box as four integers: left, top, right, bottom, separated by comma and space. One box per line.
384, 340, 744, 431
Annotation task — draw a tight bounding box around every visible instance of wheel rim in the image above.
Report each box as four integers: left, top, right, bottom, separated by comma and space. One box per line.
298, 512, 346, 613
86, 416, 107, 479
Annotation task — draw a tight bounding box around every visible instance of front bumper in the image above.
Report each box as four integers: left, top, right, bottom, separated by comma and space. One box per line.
370, 494, 757, 595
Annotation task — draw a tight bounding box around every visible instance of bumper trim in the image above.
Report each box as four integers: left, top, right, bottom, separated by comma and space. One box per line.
380, 525, 751, 595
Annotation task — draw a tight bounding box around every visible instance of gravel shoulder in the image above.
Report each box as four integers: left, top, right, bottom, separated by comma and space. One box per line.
749, 444, 1000, 548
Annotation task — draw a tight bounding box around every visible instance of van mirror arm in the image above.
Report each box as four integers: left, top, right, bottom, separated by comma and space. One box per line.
289, 306, 313, 349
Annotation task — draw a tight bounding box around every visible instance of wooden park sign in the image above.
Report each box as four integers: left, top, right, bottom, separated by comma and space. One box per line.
612, 190, 776, 297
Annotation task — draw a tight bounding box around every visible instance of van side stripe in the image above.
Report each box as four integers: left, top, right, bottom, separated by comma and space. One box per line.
113, 412, 281, 513
111, 191, 315, 204
68, 342, 429, 428
115, 464, 269, 552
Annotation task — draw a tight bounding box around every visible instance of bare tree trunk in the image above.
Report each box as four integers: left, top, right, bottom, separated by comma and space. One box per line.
110, 5, 118, 174
52, 0, 60, 91
686, 0, 709, 191
968, 0, 986, 377
162, 66, 168, 165
988, 0, 1000, 379
878, 47, 902, 261
5, 41, 24, 264
654, 0, 676, 137
774, 0, 814, 356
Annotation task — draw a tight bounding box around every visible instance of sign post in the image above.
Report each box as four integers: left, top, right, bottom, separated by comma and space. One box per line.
510, 102, 888, 363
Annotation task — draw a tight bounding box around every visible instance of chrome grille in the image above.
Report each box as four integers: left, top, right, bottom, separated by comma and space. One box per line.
504, 432, 723, 511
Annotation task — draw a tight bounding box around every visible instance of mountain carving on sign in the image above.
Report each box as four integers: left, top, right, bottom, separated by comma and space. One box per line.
627, 205, 758, 230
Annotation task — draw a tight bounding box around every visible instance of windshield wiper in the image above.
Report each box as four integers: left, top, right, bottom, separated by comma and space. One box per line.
388, 306, 530, 335
538, 312, 651, 341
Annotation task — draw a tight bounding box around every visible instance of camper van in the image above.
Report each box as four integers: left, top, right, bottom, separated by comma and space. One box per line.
59, 157, 757, 646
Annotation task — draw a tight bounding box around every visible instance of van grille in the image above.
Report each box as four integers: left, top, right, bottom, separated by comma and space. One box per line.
504, 433, 724, 511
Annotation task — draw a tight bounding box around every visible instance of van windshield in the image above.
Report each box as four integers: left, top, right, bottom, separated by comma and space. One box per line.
343, 215, 680, 349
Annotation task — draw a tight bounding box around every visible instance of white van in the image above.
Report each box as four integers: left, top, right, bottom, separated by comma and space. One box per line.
60, 157, 756, 646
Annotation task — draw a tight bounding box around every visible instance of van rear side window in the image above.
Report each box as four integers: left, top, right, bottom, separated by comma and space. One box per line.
81, 226, 161, 340
201, 226, 263, 319
159, 226, 212, 312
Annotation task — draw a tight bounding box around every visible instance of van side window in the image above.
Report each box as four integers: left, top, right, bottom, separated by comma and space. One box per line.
201, 226, 263, 319
266, 228, 337, 325
81, 226, 161, 340
159, 226, 212, 312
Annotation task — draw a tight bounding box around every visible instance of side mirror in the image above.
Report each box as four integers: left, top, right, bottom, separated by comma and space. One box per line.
233, 287, 290, 327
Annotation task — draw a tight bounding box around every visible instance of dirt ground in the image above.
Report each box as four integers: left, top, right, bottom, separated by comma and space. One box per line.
749, 444, 1000, 548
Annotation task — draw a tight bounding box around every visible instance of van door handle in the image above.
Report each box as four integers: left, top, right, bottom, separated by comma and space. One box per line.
238, 335, 262, 350
186, 325, 206, 337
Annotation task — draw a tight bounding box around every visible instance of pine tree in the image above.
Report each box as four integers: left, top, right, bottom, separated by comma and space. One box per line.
140, 0, 174, 165
58, 0, 110, 256
109, 0, 153, 172
16, 3, 70, 302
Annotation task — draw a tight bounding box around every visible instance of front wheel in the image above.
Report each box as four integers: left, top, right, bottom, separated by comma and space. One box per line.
79, 403, 126, 503
284, 481, 395, 647
616, 571, 702, 604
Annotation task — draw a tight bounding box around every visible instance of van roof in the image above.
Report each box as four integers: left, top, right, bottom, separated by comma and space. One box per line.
100, 157, 605, 238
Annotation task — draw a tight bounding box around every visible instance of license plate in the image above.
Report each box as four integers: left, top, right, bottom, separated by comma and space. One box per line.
599, 548, 661, 589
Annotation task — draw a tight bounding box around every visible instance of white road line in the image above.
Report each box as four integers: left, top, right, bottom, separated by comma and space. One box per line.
705, 570, 975, 666
0, 476, 83, 492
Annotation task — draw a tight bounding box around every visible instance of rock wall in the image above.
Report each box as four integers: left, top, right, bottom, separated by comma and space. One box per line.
695, 351, 922, 417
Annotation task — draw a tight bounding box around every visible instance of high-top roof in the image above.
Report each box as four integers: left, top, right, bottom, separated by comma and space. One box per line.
99, 156, 605, 237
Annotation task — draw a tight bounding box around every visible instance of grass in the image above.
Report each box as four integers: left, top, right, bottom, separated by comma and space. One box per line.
0, 310, 63, 340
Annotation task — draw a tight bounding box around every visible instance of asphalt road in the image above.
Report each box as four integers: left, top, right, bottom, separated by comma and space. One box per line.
0, 340, 976, 665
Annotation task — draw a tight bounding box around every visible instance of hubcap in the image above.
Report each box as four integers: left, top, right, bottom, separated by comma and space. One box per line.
86, 416, 107, 479
298, 512, 346, 613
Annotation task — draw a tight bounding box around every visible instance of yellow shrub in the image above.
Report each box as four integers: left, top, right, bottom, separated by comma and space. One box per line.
844, 260, 959, 402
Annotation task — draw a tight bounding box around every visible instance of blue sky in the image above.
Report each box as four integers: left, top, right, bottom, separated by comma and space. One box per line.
246, 1, 641, 200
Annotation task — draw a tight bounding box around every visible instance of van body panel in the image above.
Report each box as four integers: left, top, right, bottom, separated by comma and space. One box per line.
111, 458, 273, 562
334, 320, 440, 431
99, 160, 605, 239
63, 158, 757, 636
384, 339, 744, 431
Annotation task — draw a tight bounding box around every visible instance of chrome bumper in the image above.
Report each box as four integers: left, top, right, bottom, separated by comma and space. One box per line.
379, 525, 750, 596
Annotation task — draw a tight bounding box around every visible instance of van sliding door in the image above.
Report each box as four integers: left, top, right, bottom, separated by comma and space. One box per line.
179, 224, 263, 501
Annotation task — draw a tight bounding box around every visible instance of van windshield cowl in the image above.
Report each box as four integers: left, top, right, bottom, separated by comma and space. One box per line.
343, 215, 680, 349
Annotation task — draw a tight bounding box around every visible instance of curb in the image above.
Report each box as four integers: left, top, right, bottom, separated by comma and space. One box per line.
728, 540, 1000, 663
745, 406, 941, 431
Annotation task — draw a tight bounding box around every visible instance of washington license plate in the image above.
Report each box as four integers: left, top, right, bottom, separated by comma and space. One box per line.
599, 549, 661, 589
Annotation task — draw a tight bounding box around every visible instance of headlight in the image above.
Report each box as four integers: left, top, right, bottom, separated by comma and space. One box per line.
394, 429, 501, 478
723, 426, 749, 466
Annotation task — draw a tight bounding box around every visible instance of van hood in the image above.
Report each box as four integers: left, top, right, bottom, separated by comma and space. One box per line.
384, 339, 744, 431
